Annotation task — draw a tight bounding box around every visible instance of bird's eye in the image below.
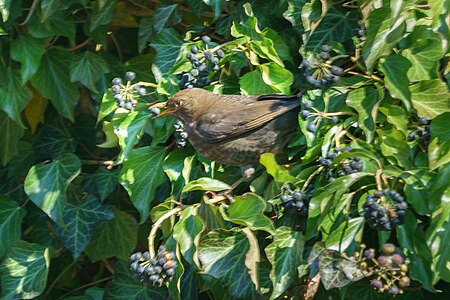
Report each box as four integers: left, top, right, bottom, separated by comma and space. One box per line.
173, 100, 182, 107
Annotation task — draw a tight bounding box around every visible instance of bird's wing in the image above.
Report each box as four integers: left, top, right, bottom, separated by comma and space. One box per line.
194, 95, 300, 142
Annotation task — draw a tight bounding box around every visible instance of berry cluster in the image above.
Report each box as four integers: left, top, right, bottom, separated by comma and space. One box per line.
111, 72, 149, 112
279, 184, 313, 216
301, 45, 344, 88
174, 120, 188, 148
363, 243, 410, 296
129, 246, 177, 286
407, 117, 431, 151
301, 99, 339, 133
179, 35, 225, 89
363, 190, 407, 231
319, 147, 363, 182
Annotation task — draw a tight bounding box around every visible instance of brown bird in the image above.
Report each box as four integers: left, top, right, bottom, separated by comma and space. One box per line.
151, 88, 301, 167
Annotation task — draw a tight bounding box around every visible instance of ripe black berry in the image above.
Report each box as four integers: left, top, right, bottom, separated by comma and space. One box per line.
363, 190, 407, 231
320, 45, 330, 52
330, 65, 343, 75
370, 279, 383, 289
307, 123, 317, 132
125, 71, 136, 81
191, 46, 199, 54
112, 77, 123, 85
418, 117, 428, 125
304, 100, 313, 109
216, 49, 225, 58
202, 35, 211, 44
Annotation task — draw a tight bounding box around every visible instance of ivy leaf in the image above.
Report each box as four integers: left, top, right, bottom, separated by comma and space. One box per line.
401, 27, 444, 82
182, 177, 230, 193
70, 51, 109, 93
0, 71, 31, 126
85, 210, 137, 262
113, 110, 151, 163
0, 112, 24, 166
258, 62, 293, 94
318, 248, 363, 289
104, 260, 168, 299
173, 207, 205, 267
260, 153, 296, 182
199, 229, 256, 298
239, 69, 279, 94
202, 0, 222, 19
379, 127, 412, 168
55, 195, 114, 259
83, 167, 119, 202
0, 241, 49, 299
220, 193, 276, 234
90, 0, 117, 31
306, 7, 358, 52
362, 7, 406, 71
378, 104, 409, 135
10, 34, 46, 84
40, 0, 62, 22
0, 195, 26, 257
97, 89, 116, 123
265, 227, 305, 298
138, 16, 154, 53
426, 187, 450, 283
150, 28, 183, 77
31, 47, 80, 121
163, 149, 195, 198
28, 12, 75, 44
119, 146, 167, 223
345, 87, 381, 143
410, 79, 450, 120
324, 217, 364, 252
24, 153, 81, 225
379, 54, 412, 110
428, 112, 450, 170
153, 4, 181, 32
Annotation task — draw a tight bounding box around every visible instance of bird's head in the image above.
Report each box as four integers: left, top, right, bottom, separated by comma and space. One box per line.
149, 88, 212, 123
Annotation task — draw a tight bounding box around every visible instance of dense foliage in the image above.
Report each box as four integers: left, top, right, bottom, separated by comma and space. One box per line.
0, 0, 449, 299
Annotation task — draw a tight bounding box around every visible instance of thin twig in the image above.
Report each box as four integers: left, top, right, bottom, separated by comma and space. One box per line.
148, 207, 182, 257
19, 0, 40, 26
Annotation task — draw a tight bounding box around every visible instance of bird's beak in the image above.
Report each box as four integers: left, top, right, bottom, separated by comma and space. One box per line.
149, 102, 175, 118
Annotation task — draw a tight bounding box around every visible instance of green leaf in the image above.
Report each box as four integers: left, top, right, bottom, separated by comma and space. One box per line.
378, 104, 409, 135
428, 112, 450, 170
173, 207, 205, 266
0, 112, 24, 166
0, 196, 26, 257
282, 0, 307, 34
260, 153, 296, 182
410, 79, 450, 119
104, 260, 168, 299
401, 28, 444, 82
137, 16, 154, 53
28, 12, 75, 43
378, 127, 412, 168
251, 36, 284, 67
318, 248, 363, 289
426, 187, 450, 283
163, 150, 195, 198
202, 0, 222, 19
199, 229, 256, 298
10, 35, 46, 84
83, 167, 119, 202
324, 217, 364, 252
239, 69, 279, 94
55, 195, 114, 259
150, 28, 183, 76
119, 146, 167, 223
0, 241, 49, 299
90, 0, 117, 32
265, 227, 305, 298
97, 89, 116, 123
33, 118, 77, 160
182, 178, 230, 193
31, 47, 80, 121
220, 193, 275, 234
258, 62, 293, 94
0, 71, 32, 126
40, 0, 62, 22
85, 210, 137, 262
153, 4, 181, 32
306, 7, 358, 52
362, 8, 406, 71
379, 54, 412, 110
113, 110, 151, 163
345, 87, 381, 143
24, 153, 81, 225
70, 51, 109, 93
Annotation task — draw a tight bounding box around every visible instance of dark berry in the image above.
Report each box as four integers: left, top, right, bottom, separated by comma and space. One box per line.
204, 51, 213, 61
307, 123, 317, 132
292, 192, 302, 201
112, 77, 123, 85
364, 249, 375, 259
301, 110, 309, 120
416, 128, 423, 136
419, 117, 428, 125
331, 116, 339, 123
150, 108, 161, 115
280, 194, 290, 202
212, 64, 220, 72
112, 85, 121, 93
138, 88, 147, 96
202, 35, 211, 44
319, 51, 328, 60
191, 46, 199, 54
304, 100, 313, 109
370, 279, 383, 289
382, 243, 396, 255
330, 65, 343, 75
302, 60, 310, 68
125, 71, 136, 81
320, 45, 330, 52
216, 49, 225, 57
388, 286, 399, 295
211, 56, 219, 65
377, 256, 388, 266
392, 253, 403, 265
177, 139, 187, 147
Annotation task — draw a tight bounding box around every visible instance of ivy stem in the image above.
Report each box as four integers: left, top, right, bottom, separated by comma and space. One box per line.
301, 166, 324, 193
137, 81, 158, 88
148, 207, 182, 257
55, 276, 113, 300
19, 0, 40, 26
68, 38, 93, 52
44, 258, 78, 298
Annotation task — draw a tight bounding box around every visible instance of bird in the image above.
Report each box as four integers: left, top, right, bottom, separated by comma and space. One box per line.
150, 88, 302, 168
